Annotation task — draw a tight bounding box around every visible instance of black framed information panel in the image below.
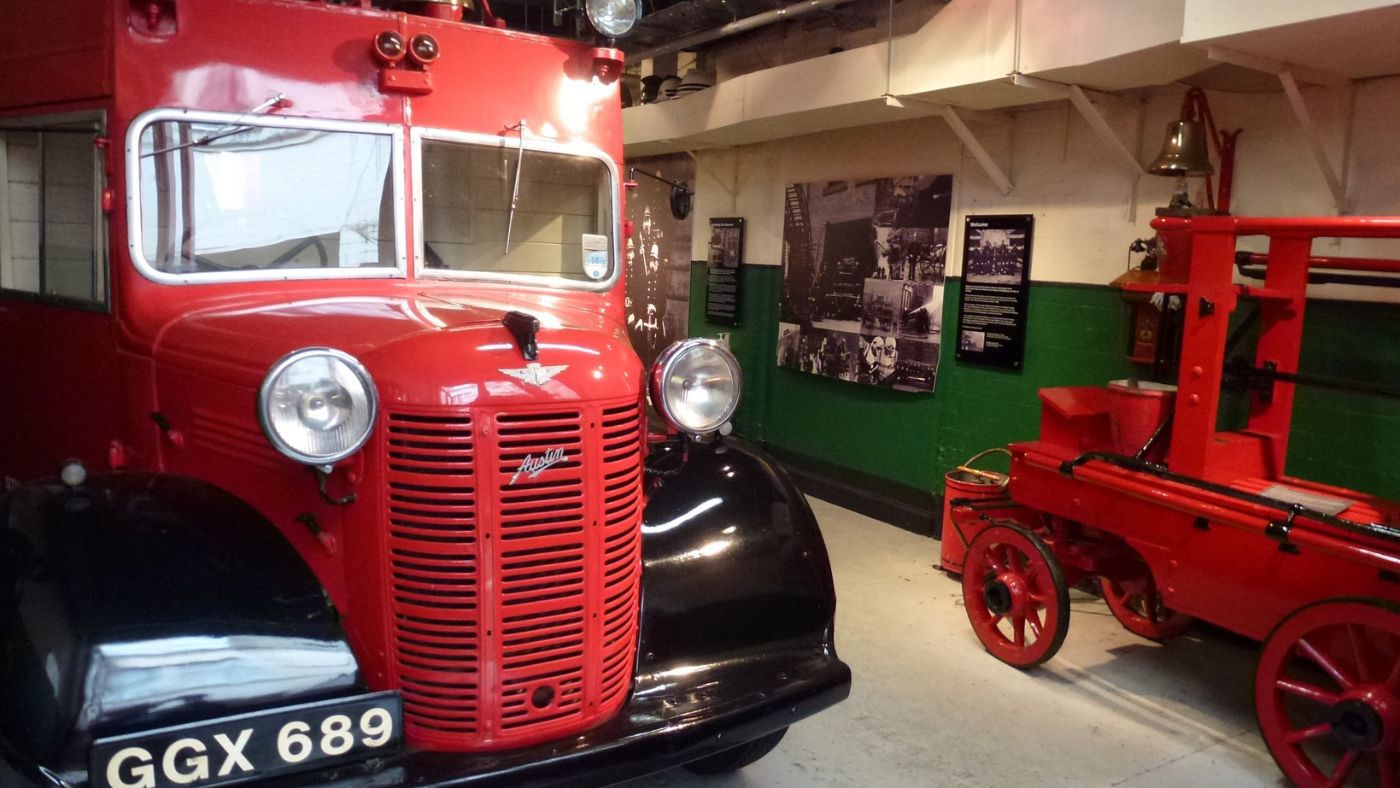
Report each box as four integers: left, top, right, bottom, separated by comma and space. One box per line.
954, 214, 1033, 369
705, 217, 744, 326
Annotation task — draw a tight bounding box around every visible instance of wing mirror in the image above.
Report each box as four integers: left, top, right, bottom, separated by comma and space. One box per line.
628, 166, 693, 220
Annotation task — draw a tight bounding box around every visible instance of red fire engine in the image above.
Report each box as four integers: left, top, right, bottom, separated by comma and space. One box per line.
0, 2, 849, 786
946, 213, 1400, 787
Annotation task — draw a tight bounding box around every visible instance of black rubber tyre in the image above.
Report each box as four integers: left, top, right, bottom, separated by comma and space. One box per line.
683, 727, 788, 775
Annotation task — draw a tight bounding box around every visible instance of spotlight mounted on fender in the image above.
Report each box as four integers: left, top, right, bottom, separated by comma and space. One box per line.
628, 166, 693, 220
408, 34, 441, 66
649, 339, 742, 438
373, 30, 407, 64
584, 0, 641, 39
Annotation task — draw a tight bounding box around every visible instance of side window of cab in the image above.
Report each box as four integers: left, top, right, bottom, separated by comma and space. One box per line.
0, 113, 106, 308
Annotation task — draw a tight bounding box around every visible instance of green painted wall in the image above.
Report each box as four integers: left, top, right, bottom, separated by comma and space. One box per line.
1291, 299, 1400, 498
689, 263, 1400, 502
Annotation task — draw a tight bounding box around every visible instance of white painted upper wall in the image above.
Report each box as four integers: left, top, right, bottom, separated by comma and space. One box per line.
684, 76, 1400, 303
689, 90, 1172, 283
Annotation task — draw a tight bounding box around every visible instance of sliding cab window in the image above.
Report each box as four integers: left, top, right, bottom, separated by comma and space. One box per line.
419, 137, 615, 286
0, 116, 106, 306
134, 115, 400, 279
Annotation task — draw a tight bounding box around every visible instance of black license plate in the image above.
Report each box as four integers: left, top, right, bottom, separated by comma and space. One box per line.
90, 692, 402, 788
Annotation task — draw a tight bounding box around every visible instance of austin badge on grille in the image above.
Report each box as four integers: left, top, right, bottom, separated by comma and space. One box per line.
500, 363, 568, 387
510, 447, 567, 485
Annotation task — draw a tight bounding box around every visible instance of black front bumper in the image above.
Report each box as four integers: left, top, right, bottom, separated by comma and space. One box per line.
2, 442, 849, 787
284, 650, 849, 787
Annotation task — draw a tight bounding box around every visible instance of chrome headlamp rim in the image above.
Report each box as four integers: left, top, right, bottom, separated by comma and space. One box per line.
648, 338, 742, 436
257, 347, 379, 467
584, 0, 640, 38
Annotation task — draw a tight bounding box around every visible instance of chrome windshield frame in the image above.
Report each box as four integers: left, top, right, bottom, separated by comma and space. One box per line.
124, 108, 408, 286
410, 126, 622, 293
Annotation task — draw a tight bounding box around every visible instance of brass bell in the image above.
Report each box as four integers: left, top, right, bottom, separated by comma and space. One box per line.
1148, 120, 1215, 176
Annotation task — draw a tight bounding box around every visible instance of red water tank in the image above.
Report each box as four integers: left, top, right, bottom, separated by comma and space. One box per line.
1107, 379, 1176, 462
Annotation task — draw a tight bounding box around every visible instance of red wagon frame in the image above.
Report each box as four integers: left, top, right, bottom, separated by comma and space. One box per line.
947, 214, 1400, 787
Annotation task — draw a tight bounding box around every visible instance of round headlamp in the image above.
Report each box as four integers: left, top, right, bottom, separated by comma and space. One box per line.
649, 338, 742, 436
585, 0, 640, 38
259, 348, 377, 466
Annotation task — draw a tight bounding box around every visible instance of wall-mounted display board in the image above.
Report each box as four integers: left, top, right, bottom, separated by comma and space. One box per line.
954, 214, 1034, 369
706, 217, 744, 326
776, 175, 952, 392
625, 154, 695, 369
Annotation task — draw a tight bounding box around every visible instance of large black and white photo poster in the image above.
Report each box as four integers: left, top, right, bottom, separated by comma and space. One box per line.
776, 175, 952, 393
625, 154, 694, 370
955, 214, 1034, 369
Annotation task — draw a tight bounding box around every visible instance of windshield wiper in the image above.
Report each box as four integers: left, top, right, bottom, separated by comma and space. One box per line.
504, 119, 527, 255
143, 93, 288, 157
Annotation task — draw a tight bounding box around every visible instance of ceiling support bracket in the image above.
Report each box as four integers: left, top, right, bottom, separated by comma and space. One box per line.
1206, 46, 1350, 89
939, 105, 1013, 196
1206, 47, 1352, 214
1011, 74, 1144, 177
884, 94, 1012, 195
1279, 72, 1350, 214
1011, 73, 1144, 221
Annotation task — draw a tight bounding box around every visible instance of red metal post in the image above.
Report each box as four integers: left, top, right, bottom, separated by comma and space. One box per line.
1246, 235, 1312, 476
1165, 216, 1239, 477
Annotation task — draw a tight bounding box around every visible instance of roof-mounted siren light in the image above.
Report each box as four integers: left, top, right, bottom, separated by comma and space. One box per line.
373, 30, 407, 64
372, 28, 439, 94
408, 33, 441, 66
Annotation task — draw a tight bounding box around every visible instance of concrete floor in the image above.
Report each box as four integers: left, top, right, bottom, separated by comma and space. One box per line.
624, 497, 1285, 788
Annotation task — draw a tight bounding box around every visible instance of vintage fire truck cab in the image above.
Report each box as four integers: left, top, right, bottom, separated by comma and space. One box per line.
0, 2, 849, 786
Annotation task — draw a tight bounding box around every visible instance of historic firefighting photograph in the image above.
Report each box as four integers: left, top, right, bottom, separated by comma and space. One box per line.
778, 174, 951, 392
7, 1, 1400, 787
965, 222, 1029, 285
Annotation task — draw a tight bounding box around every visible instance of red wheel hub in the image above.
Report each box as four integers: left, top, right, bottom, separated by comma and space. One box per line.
983, 573, 1028, 616
1329, 695, 1389, 752
961, 524, 1070, 669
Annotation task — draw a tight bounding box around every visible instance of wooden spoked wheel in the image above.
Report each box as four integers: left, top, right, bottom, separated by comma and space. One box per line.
961, 523, 1070, 668
1256, 599, 1400, 787
1101, 577, 1194, 640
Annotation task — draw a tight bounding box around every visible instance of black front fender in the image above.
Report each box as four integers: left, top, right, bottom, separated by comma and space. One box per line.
0, 472, 361, 785
638, 437, 840, 673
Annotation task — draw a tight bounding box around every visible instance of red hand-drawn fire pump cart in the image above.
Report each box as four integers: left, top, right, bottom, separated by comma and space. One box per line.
944, 213, 1400, 787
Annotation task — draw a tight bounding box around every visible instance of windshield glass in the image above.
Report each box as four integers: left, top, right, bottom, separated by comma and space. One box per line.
137, 119, 397, 274
420, 139, 613, 283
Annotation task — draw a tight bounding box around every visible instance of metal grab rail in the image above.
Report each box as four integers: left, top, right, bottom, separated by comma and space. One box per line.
1235, 251, 1400, 274
1155, 215, 1400, 240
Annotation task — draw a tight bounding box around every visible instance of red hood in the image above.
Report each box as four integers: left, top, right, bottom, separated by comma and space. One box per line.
152, 289, 643, 408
